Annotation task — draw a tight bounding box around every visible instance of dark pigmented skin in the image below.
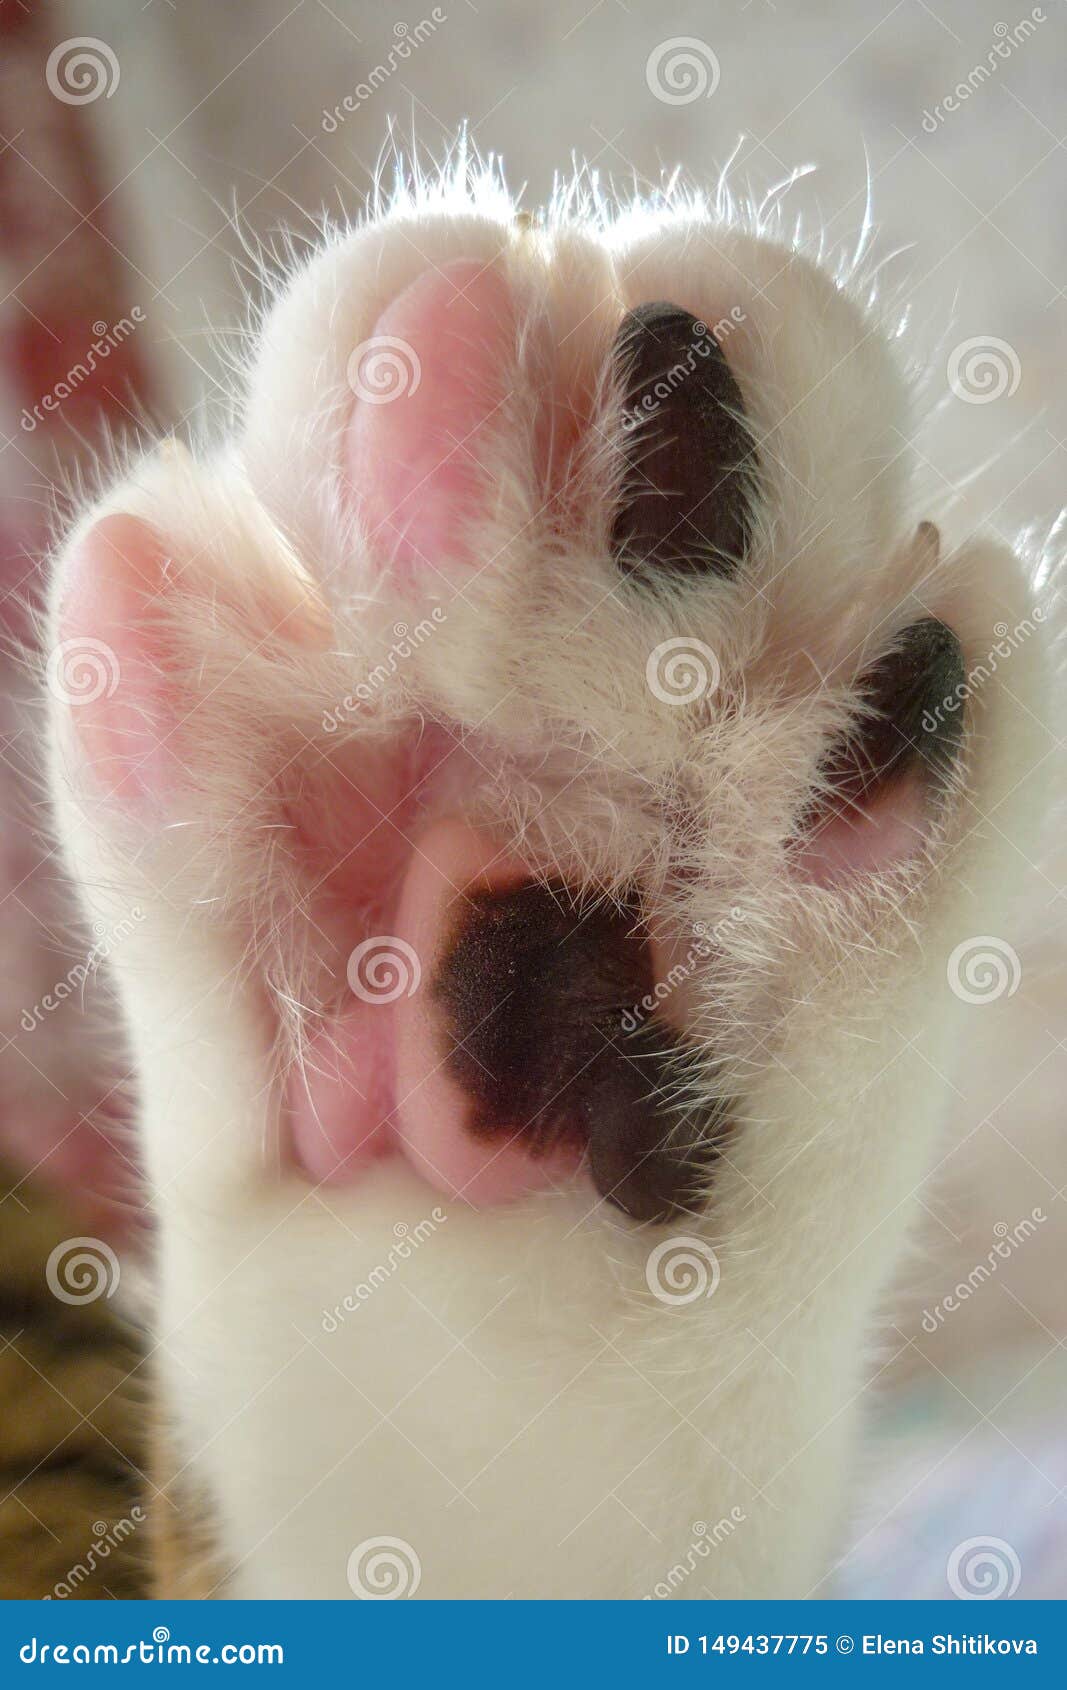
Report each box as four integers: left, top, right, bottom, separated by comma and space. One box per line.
430, 631, 965, 1219
610, 301, 756, 580
431, 883, 728, 1223
813, 619, 967, 817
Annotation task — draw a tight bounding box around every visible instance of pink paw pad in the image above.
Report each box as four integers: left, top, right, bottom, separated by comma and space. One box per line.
345, 259, 521, 589
287, 821, 586, 1208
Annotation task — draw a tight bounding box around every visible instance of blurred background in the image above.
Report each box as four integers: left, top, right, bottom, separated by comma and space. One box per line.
1, 0, 1064, 1598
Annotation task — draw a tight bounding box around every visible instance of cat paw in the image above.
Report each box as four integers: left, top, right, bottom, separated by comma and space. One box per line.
45, 203, 1041, 1228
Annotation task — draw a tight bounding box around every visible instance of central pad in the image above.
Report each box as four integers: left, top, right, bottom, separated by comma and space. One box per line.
287, 818, 727, 1221
431, 880, 722, 1221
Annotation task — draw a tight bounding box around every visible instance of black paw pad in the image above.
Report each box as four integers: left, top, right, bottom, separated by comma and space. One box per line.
432, 883, 729, 1223
610, 302, 755, 581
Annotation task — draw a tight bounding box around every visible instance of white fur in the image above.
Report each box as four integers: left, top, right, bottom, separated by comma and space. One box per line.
44, 154, 1057, 1599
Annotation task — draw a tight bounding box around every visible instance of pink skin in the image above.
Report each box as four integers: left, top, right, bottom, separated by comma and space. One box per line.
287, 820, 583, 1204
792, 771, 930, 888
65, 264, 937, 1213
57, 512, 174, 807
390, 819, 584, 1204
285, 1009, 395, 1188
345, 259, 518, 587
305, 258, 582, 1203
